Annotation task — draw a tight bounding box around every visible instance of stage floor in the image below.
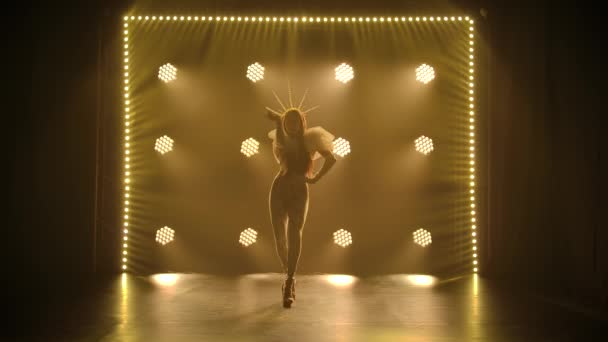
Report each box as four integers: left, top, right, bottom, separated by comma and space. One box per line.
24, 273, 607, 341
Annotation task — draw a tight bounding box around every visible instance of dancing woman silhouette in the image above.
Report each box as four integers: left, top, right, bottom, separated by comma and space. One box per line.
265, 89, 336, 308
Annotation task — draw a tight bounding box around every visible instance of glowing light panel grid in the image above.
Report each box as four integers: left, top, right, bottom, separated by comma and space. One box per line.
239, 228, 258, 247
413, 228, 432, 247
333, 229, 353, 247
240, 138, 260, 157
415, 136, 434, 155
120, 14, 478, 274
332, 137, 351, 157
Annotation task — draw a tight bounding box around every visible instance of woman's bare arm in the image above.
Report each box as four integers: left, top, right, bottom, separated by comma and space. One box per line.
308, 150, 336, 183
266, 109, 285, 144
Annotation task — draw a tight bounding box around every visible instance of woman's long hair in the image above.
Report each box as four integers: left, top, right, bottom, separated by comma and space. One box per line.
279, 109, 314, 177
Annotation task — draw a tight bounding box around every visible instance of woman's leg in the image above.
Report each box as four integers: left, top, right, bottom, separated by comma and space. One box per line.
286, 183, 309, 278
269, 175, 289, 273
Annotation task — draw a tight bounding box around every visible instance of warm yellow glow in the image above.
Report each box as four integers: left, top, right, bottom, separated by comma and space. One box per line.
326, 274, 357, 287
152, 274, 179, 287
406, 275, 436, 287
246, 62, 265, 82
332, 137, 351, 157
415, 64, 435, 84
333, 229, 353, 247
155, 135, 174, 154
158, 63, 177, 83
156, 226, 175, 245
240, 138, 260, 157
239, 228, 258, 247
335, 63, 354, 83
415, 135, 434, 155
413, 228, 432, 247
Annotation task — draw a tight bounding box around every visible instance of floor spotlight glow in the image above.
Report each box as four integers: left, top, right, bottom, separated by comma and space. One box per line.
333, 229, 352, 247
415, 135, 434, 155
333, 137, 351, 157
246, 62, 265, 82
406, 275, 436, 287
335, 63, 354, 83
155, 135, 174, 155
156, 226, 175, 245
240, 138, 260, 157
415, 64, 435, 84
326, 274, 357, 287
239, 228, 258, 247
413, 228, 432, 247
158, 63, 177, 83
152, 274, 179, 287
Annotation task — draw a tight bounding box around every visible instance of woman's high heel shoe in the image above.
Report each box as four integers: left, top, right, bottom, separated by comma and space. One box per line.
282, 277, 295, 308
